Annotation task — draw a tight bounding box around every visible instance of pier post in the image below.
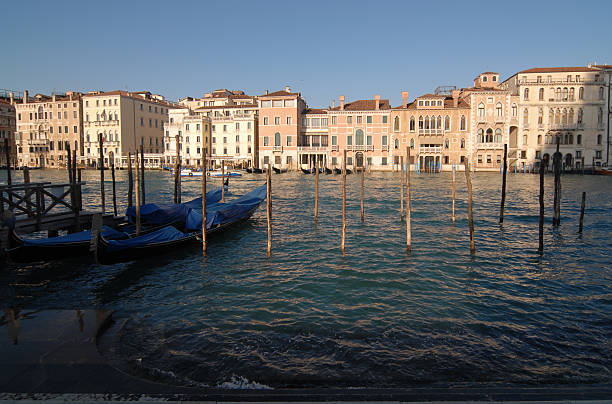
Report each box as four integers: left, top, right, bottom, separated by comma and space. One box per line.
464, 158, 475, 255
315, 159, 319, 224
202, 151, 207, 255
221, 163, 225, 202
360, 159, 364, 222
500, 144, 508, 224
406, 147, 411, 254
341, 150, 346, 253
127, 152, 133, 208
266, 163, 272, 256
98, 133, 105, 214
451, 164, 456, 223
174, 135, 180, 204
140, 141, 146, 205
111, 155, 117, 216
3, 138, 12, 207
538, 157, 545, 253
552, 139, 562, 226
23, 167, 31, 216
77, 168, 82, 211
400, 156, 404, 221
134, 150, 141, 235
579, 191, 586, 234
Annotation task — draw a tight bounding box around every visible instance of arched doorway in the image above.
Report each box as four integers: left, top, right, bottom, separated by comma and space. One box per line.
356, 152, 364, 168
564, 153, 573, 171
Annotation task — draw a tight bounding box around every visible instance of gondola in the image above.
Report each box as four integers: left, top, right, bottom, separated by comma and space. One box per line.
301, 167, 312, 174
324, 167, 333, 174
273, 167, 288, 174
333, 168, 352, 174
95, 184, 267, 265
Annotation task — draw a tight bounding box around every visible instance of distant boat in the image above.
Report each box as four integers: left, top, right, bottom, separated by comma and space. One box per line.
324, 167, 333, 174
333, 168, 352, 174
95, 184, 267, 264
273, 166, 287, 174
208, 171, 242, 177
594, 167, 612, 176
301, 167, 323, 174
246, 167, 264, 174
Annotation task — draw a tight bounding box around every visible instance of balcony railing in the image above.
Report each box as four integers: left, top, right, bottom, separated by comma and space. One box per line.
418, 129, 444, 136
272, 145, 283, 152
549, 123, 581, 130
331, 145, 339, 151
520, 78, 604, 85
347, 145, 374, 151
419, 146, 442, 154
84, 120, 120, 127
298, 146, 328, 152
475, 142, 504, 150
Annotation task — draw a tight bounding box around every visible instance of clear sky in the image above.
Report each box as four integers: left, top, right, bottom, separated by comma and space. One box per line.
2, 0, 610, 108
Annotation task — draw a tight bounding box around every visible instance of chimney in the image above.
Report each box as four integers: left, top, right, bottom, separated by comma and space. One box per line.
339, 95, 345, 110
451, 90, 460, 107
265, 90, 269, 95
9, 92, 13, 105
375, 94, 380, 110
23, 90, 28, 104
401, 91, 409, 108
332, 100, 336, 108
285, 85, 291, 93
52, 93, 56, 102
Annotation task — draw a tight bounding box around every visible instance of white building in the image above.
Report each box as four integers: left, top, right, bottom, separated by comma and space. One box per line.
163, 108, 211, 167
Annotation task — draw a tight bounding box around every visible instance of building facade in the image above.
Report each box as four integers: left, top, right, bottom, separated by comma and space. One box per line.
0, 97, 16, 167
82, 91, 172, 168
163, 107, 212, 167
14, 91, 83, 168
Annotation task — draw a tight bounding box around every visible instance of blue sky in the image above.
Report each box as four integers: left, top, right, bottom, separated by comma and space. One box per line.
2, 0, 610, 108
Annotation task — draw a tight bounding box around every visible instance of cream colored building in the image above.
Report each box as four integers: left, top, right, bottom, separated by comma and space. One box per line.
502, 66, 609, 170
14, 90, 83, 168
82, 91, 173, 168
0, 96, 17, 167
163, 108, 212, 167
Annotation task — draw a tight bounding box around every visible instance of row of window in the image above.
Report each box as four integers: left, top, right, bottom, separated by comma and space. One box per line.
49, 126, 78, 134
261, 100, 296, 108
212, 122, 252, 132
18, 110, 78, 121
524, 87, 605, 101
418, 99, 444, 107
525, 107, 603, 125
394, 115, 468, 132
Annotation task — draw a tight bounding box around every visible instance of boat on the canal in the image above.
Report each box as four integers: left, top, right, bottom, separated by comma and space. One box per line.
246, 167, 264, 174
208, 170, 242, 177
273, 166, 288, 174
95, 184, 267, 264
333, 168, 352, 174
594, 166, 612, 175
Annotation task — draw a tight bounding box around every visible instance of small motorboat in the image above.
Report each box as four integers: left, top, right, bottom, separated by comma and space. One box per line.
208, 171, 242, 177
594, 167, 612, 175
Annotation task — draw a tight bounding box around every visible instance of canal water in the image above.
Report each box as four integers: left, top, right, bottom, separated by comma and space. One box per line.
1, 169, 611, 388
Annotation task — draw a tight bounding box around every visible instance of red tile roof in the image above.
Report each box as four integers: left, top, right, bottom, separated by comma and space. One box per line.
329, 99, 391, 111
518, 67, 600, 74
258, 90, 301, 98
302, 108, 328, 115
194, 103, 258, 111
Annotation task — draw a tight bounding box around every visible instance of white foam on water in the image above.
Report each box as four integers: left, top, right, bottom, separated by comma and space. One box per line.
217, 375, 273, 390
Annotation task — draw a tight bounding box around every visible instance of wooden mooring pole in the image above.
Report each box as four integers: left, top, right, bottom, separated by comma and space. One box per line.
266, 163, 272, 256
451, 164, 456, 223
4, 138, 12, 206
464, 158, 475, 255
552, 139, 562, 226
202, 151, 207, 255
360, 159, 364, 222
314, 159, 319, 224
23, 167, 31, 215
579, 191, 586, 234
341, 150, 346, 253
98, 133, 105, 213
174, 135, 180, 204
500, 144, 508, 224
221, 162, 225, 202
538, 158, 545, 253
140, 141, 146, 205
111, 155, 117, 216
134, 150, 141, 235
406, 146, 411, 254
127, 152, 133, 207
400, 155, 404, 221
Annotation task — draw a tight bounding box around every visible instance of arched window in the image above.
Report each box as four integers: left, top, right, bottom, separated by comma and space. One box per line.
274, 132, 281, 146
409, 117, 415, 131
537, 134, 542, 145
562, 87, 568, 101
599, 87, 604, 100
495, 102, 503, 117
494, 128, 502, 143
539, 88, 544, 100
437, 115, 442, 130
569, 134, 573, 144
460, 138, 465, 149
598, 108, 603, 125
523, 108, 529, 123
524, 88, 529, 100
477, 128, 484, 143
577, 134, 582, 144
486, 128, 493, 143
569, 87, 575, 101
538, 108, 543, 124
460, 115, 466, 130
568, 108, 574, 123
444, 139, 449, 149
549, 108, 554, 124
424, 116, 430, 130
562, 109, 567, 125
577, 108, 583, 123
444, 115, 450, 130
578, 87, 584, 100
564, 134, 569, 145
393, 116, 400, 132
512, 103, 517, 117
555, 109, 561, 124
555, 87, 561, 100
418, 116, 423, 129
478, 103, 485, 117
394, 138, 399, 149
355, 129, 364, 145
410, 138, 414, 148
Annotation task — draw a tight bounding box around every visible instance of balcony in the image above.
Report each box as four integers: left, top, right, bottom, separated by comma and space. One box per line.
272, 145, 283, 152
347, 145, 374, 151
418, 129, 444, 136
85, 120, 120, 127
331, 145, 339, 151
475, 142, 504, 150
298, 146, 328, 152
419, 146, 442, 154
495, 115, 505, 123
549, 123, 580, 131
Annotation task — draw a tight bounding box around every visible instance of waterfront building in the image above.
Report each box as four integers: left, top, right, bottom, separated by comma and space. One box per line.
14, 91, 83, 168
327, 95, 391, 171
257, 87, 304, 170
502, 65, 610, 170
192, 89, 259, 168
0, 95, 17, 167
163, 107, 212, 167
299, 108, 329, 169
82, 91, 172, 168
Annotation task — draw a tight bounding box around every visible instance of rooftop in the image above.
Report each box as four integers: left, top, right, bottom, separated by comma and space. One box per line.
330, 99, 391, 111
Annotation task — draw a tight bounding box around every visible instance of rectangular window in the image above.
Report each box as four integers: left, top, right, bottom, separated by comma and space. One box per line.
347, 157, 353, 165
263, 117, 269, 125
223, 137, 227, 144
477, 155, 483, 163
382, 157, 387, 165
196, 124, 200, 131
247, 122, 252, 129
212, 125, 216, 132
50, 127, 53, 134
73, 125, 77, 133
367, 135, 372, 145
236, 123, 240, 131
140, 117, 144, 126
366, 116, 372, 124
73, 111, 77, 118
285, 116, 291, 125
347, 135, 352, 146
58, 126, 62, 134
332, 157, 337, 166
223, 125, 227, 132
212, 137, 216, 143
264, 136, 269, 146
275, 156, 281, 164
347, 116, 352, 124
264, 156, 269, 165
272, 100, 282, 107
284, 100, 295, 107
261, 101, 271, 108
286, 136, 292, 146
274, 117, 280, 125
332, 135, 337, 146
486, 155, 492, 164
382, 116, 388, 124
332, 116, 337, 124
356, 116, 362, 124
596, 151, 602, 159
382, 135, 387, 146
